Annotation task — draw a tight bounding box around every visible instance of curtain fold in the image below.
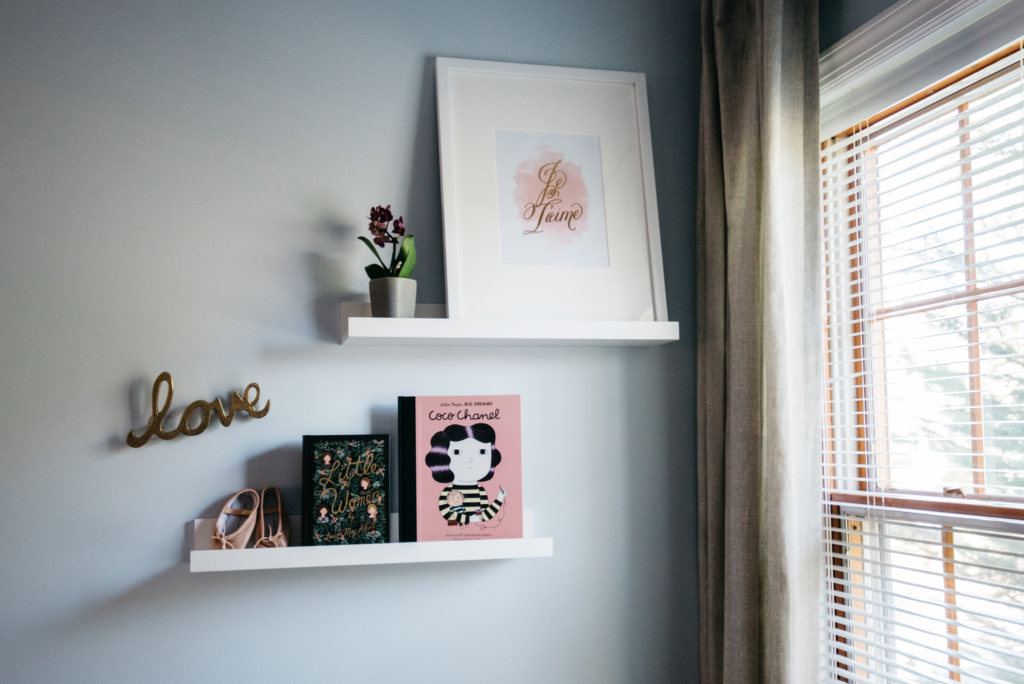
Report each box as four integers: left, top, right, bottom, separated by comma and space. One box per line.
696, 0, 822, 682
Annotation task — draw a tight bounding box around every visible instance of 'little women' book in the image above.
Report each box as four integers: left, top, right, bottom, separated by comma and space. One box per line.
398, 395, 523, 542
302, 435, 389, 546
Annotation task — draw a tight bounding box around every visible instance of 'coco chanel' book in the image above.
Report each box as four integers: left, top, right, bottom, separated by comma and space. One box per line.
398, 395, 523, 542
302, 434, 389, 546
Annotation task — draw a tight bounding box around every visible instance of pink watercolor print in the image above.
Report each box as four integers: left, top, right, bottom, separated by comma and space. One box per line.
511, 145, 591, 250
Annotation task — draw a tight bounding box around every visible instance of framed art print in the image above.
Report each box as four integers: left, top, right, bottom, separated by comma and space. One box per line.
301, 434, 389, 546
493, 129, 609, 267
435, 57, 667, 322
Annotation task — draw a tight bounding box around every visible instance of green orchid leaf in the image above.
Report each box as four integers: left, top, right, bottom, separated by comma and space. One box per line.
396, 235, 416, 278
357, 236, 389, 270
364, 263, 389, 280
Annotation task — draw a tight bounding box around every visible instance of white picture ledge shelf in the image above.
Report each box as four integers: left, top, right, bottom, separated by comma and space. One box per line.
341, 317, 679, 347
188, 513, 552, 573
335, 302, 678, 347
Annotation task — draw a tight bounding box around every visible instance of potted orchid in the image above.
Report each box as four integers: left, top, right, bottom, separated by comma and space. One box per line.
358, 204, 417, 318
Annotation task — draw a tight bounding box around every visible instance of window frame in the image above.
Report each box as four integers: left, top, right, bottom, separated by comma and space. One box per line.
821, 39, 1024, 684
822, 40, 1024, 524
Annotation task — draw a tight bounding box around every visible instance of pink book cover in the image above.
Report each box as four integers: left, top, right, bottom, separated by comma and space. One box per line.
411, 395, 523, 542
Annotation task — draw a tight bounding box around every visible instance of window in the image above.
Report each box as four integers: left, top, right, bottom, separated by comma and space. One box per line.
822, 40, 1024, 683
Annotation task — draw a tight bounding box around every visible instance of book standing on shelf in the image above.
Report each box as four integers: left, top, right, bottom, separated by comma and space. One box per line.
399, 395, 523, 542
302, 434, 389, 546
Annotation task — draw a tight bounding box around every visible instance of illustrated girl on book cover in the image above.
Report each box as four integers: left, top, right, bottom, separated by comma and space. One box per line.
406, 395, 522, 541
425, 423, 508, 527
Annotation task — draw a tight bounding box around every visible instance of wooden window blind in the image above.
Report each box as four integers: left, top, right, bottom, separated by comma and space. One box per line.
822, 38, 1024, 683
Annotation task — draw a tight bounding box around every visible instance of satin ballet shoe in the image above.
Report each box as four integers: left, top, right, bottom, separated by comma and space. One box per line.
212, 489, 260, 550
255, 486, 290, 548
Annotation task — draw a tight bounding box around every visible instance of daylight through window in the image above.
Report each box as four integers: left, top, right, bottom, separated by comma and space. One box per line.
822, 39, 1024, 684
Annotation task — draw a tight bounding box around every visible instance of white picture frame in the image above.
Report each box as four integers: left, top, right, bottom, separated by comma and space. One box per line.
435, 57, 667, 322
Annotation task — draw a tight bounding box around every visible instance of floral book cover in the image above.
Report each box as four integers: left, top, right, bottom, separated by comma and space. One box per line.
398, 395, 523, 543
301, 434, 389, 546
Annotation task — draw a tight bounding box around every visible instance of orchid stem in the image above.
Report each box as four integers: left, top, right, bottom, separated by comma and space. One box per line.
371, 247, 388, 270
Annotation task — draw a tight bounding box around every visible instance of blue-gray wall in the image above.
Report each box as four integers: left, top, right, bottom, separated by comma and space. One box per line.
0, 2, 700, 682
820, 0, 902, 51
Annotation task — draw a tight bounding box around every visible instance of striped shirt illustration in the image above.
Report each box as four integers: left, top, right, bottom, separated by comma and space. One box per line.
437, 484, 502, 524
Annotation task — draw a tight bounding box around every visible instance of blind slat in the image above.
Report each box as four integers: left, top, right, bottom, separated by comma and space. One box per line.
828, 631, 1022, 684
826, 585, 1024, 642
833, 53, 1024, 146
822, 60, 1024, 174
821, 663, 919, 684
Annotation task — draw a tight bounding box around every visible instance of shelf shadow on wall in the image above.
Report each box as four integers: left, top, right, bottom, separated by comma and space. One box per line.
301, 55, 442, 344
104, 377, 154, 453
307, 215, 366, 344
51, 540, 501, 666
370, 404, 400, 514
303, 55, 445, 344
400, 55, 445, 307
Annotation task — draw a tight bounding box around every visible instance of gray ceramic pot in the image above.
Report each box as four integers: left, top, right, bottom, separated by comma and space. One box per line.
369, 277, 417, 318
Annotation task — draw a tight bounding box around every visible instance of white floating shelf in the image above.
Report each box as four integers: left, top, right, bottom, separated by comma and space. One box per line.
340, 317, 679, 347
189, 512, 552, 573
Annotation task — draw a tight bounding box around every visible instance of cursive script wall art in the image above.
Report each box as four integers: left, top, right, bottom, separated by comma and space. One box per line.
126, 372, 270, 448
494, 129, 609, 267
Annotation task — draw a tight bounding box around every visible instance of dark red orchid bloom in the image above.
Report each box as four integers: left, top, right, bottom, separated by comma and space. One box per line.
361, 204, 414, 278
368, 205, 399, 244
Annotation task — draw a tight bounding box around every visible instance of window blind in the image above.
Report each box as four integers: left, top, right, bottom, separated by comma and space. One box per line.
822, 39, 1024, 683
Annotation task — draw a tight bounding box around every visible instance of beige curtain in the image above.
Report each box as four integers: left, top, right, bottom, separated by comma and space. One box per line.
696, 0, 822, 682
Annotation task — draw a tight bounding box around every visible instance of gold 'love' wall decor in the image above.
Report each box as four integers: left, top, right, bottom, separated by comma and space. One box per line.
126, 372, 270, 448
